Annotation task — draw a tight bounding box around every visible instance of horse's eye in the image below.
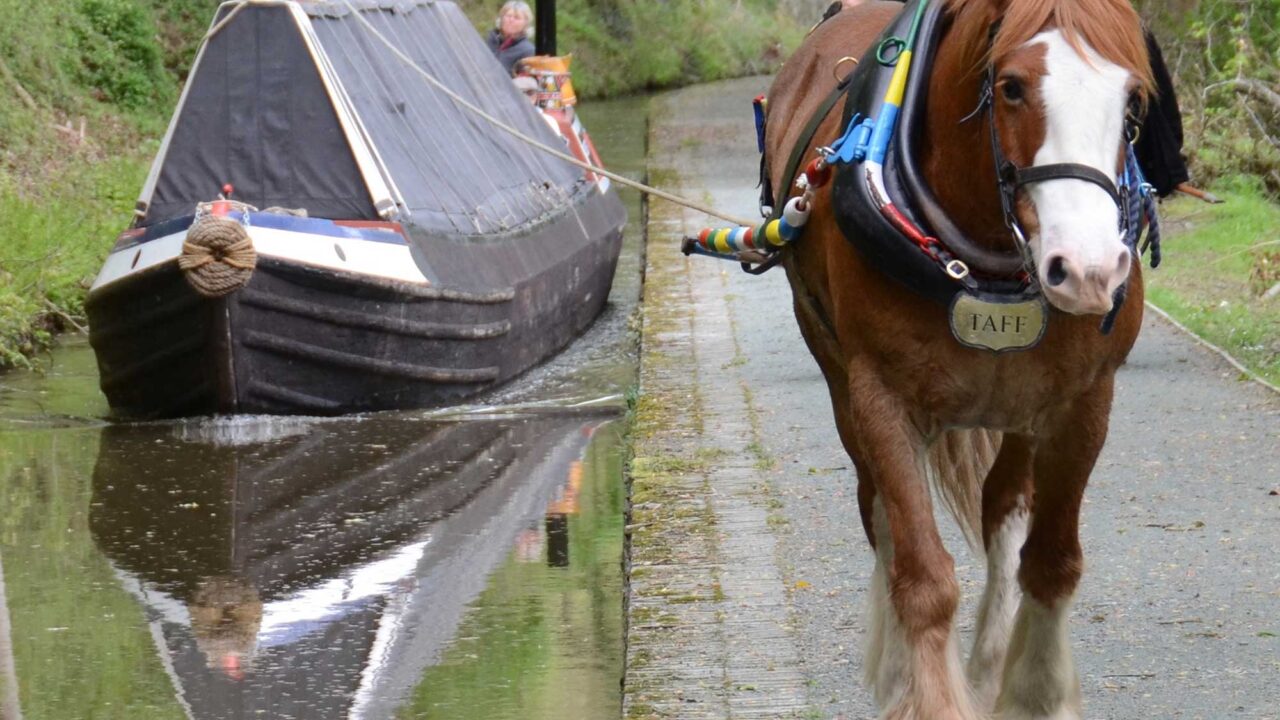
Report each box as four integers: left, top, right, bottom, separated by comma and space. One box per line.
1000, 78, 1025, 103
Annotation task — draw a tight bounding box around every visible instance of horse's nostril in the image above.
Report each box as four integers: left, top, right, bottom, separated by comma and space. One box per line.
1047, 256, 1068, 287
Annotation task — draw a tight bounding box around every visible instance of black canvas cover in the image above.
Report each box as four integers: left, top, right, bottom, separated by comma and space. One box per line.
147, 5, 378, 224
143, 0, 586, 235
306, 0, 584, 236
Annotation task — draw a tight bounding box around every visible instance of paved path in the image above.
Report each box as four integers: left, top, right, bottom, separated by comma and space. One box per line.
625, 77, 1280, 720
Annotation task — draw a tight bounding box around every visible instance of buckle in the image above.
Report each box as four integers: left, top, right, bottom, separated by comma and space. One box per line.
1010, 223, 1028, 247
945, 260, 970, 280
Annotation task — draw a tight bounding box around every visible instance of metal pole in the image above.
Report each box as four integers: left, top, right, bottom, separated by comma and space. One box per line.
0, 551, 23, 720
535, 0, 556, 56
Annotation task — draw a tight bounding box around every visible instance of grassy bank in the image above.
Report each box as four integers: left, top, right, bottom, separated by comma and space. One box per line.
0, 0, 180, 368
1146, 178, 1280, 387
0, 159, 150, 368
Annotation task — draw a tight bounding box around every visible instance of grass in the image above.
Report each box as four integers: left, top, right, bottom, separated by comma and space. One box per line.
0, 0, 176, 369
1145, 176, 1280, 386
0, 155, 150, 368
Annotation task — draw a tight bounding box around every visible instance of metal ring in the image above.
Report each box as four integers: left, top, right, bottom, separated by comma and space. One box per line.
945, 260, 971, 280
833, 56, 859, 81
877, 37, 906, 65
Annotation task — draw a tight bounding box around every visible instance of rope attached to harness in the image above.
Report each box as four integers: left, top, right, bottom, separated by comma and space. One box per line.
335, 0, 758, 228
686, 0, 935, 274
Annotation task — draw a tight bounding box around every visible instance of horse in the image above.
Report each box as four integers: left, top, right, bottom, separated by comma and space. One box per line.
764, 0, 1152, 717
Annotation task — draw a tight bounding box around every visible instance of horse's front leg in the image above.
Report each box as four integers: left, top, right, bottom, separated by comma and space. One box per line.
847, 373, 978, 720
969, 434, 1034, 711
996, 380, 1115, 720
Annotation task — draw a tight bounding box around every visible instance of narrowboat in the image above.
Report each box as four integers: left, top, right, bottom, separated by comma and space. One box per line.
85, 0, 625, 417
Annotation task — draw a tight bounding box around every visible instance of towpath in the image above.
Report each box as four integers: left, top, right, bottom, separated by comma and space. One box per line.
625, 76, 1280, 720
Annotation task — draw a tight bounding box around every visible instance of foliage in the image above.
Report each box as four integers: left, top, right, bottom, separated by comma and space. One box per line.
1146, 175, 1280, 385
0, 157, 150, 369
1140, 0, 1280, 195
456, 0, 804, 98
73, 0, 173, 109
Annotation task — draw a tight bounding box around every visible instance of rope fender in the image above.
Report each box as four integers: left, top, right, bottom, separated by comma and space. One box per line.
178, 214, 256, 298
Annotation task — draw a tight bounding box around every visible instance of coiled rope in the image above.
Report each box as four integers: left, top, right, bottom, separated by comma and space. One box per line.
178, 215, 257, 298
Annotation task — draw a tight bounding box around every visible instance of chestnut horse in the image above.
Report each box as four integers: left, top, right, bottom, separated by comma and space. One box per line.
765, 0, 1151, 717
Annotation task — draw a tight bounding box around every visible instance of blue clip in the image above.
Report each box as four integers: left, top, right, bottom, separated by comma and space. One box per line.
752, 96, 768, 154
827, 114, 876, 166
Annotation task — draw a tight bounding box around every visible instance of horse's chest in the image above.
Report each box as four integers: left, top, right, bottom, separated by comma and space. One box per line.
900, 355, 1083, 433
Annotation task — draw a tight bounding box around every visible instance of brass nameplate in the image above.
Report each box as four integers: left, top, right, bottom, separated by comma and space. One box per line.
949, 292, 1048, 353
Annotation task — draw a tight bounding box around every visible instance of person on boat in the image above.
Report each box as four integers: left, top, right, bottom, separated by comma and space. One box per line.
488, 1, 535, 75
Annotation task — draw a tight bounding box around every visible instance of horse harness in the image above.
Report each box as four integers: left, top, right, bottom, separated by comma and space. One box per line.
757, 0, 1161, 351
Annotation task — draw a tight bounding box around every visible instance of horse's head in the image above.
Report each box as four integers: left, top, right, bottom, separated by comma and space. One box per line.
952, 0, 1152, 315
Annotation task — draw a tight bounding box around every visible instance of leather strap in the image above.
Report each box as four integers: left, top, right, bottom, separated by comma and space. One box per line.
1008, 163, 1121, 205
983, 59, 1123, 229
771, 73, 856, 222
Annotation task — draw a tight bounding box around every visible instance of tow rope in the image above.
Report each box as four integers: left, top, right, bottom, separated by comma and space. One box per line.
683, 0, 937, 275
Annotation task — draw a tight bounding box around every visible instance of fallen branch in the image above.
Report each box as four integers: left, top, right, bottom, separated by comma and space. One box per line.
49, 118, 87, 144
1205, 77, 1280, 115
0, 56, 37, 112
42, 299, 89, 335
1211, 238, 1279, 265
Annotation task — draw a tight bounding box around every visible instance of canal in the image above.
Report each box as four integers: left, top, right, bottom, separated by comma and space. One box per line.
0, 94, 650, 720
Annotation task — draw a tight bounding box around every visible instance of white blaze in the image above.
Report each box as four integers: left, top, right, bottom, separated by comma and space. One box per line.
1026, 30, 1133, 308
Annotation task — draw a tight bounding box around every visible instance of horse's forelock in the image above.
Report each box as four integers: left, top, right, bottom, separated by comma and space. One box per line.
945, 0, 1153, 94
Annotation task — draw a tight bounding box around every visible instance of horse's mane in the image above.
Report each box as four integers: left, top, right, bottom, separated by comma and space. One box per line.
945, 0, 1153, 92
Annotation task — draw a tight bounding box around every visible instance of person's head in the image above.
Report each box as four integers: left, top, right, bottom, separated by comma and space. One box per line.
496, 1, 533, 40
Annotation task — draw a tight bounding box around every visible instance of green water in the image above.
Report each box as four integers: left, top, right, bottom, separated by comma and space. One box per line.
0, 92, 649, 720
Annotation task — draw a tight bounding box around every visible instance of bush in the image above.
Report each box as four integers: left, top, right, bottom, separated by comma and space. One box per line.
1141, 0, 1280, 196
73, 0, 172, 108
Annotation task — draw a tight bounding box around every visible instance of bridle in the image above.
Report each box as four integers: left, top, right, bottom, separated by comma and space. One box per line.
964, 24, 1141, 271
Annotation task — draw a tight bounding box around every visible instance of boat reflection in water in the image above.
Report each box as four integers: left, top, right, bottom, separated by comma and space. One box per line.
89, 411, 608, 719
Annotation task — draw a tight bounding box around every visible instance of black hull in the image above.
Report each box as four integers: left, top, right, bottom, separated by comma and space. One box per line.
87, 191, 625, 418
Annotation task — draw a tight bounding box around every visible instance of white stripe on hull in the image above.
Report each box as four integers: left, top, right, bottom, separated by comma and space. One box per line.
90, 227, 430, 294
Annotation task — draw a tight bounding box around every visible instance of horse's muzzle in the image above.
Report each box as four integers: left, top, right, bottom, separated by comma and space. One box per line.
1039, 247, 1132, 316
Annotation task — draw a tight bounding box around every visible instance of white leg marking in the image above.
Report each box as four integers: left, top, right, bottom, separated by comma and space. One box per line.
995, 594, 1082, 720
864, 498, 980, 720
968, 503, 1029, 711
865, 497, 910, 709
